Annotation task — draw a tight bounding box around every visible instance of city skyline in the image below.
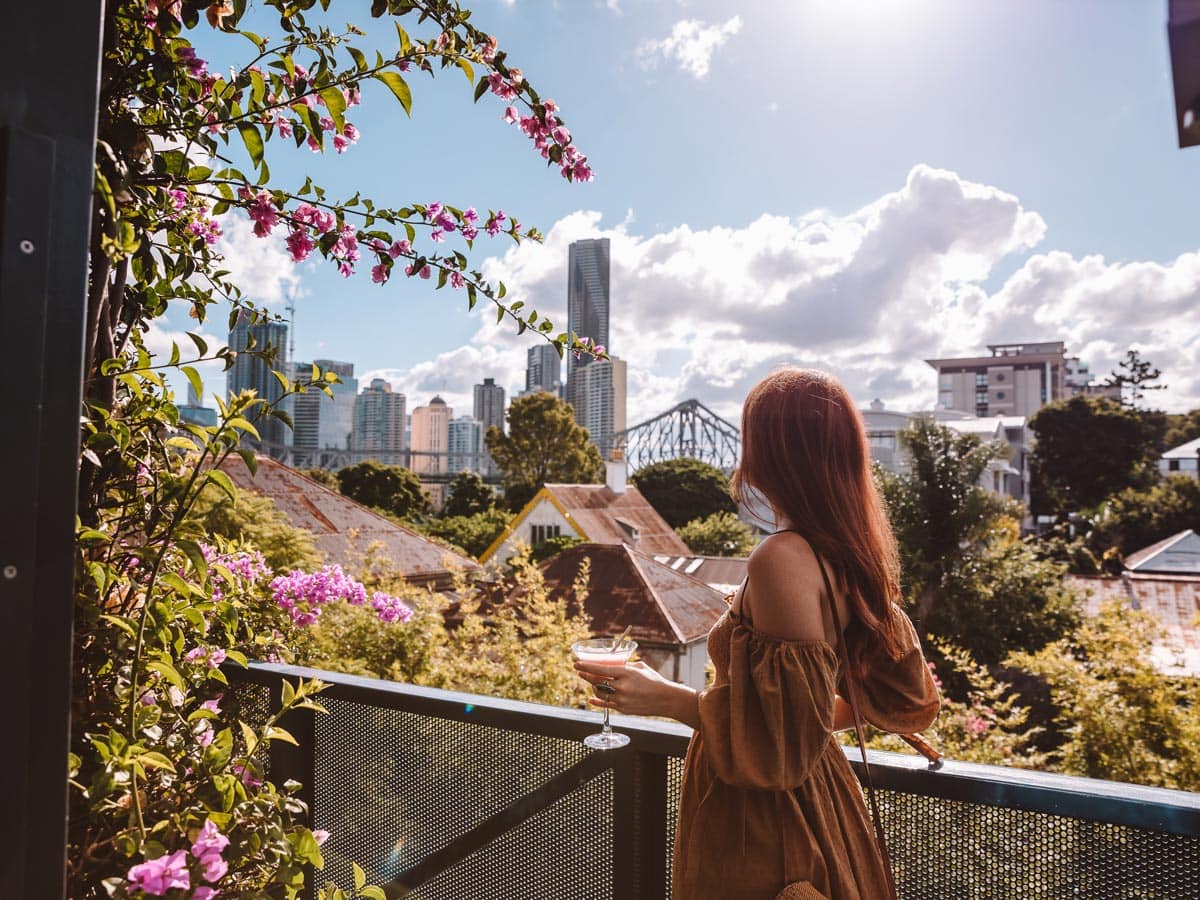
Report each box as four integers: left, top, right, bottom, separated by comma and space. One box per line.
182, 3, 1200, 432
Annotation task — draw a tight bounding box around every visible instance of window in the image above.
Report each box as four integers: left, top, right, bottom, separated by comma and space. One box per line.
868, 432, 897, 450
996, 391, 1006, 400
975, 390, 988, 405
995, 372, 1006, 382
975, 373, 988, 387
1169, 460, 1180, 472
530, 524, 561, 546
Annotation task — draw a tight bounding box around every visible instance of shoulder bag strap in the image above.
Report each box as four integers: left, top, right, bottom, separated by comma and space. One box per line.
815, 555, 898, 900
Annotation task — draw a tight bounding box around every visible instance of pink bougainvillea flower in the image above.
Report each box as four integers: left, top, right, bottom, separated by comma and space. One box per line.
462, 225, 479, 242
481, 34, 498, 63
502, 105, 519, 124
286, 229, 315, 263
319, 116, 336, 132
313, 829, 332, 846
127, 849, 190, 896
429, 229, 445, 243
193, 888, 219, 900
463, 207, 479, 224
572, 160, 594, 182
388, 239, 411, 259
449, 271, 466, 290
332, 134, 349, 153
425, 201, 443, 220
275, 116, 293, 138
418, 264, 432, 280
371, 263, 389, 284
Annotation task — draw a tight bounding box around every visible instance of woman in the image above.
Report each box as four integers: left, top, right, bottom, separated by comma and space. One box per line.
574, 367, 941, 900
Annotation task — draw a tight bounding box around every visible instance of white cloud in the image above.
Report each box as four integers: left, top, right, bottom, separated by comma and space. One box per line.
213, 215, 306, 307
637, 15, 742, 79
417, 164, 1200, 426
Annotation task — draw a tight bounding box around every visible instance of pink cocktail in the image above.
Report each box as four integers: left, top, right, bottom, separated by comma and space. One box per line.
572, 638, 637, 750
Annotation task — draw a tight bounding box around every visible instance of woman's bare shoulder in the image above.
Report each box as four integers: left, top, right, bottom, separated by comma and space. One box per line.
745, 532, 827, 642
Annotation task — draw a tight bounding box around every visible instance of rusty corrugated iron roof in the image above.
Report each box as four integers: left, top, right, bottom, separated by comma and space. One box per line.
477, 543, 727, 647
1068, 573, 1200, 676
651, 555, 748, 595
543, 484, 692, 557
217, 455, 477, 587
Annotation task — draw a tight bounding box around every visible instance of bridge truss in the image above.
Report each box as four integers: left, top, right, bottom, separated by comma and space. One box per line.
613, 399, 741, 473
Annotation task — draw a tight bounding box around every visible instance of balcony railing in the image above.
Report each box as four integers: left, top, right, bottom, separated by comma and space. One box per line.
229, 662, 1200, 900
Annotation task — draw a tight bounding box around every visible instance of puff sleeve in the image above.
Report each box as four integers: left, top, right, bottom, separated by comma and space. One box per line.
697, 625, 839, 790
847, 606, 940, 735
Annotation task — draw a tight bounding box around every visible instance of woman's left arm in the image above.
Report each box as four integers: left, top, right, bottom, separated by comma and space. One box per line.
574, 660, 701, 729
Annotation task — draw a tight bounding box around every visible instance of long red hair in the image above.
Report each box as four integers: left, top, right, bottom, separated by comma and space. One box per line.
732, 367, 904, 673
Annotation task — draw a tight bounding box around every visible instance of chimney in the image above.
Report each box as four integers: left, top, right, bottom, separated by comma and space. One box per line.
606, 447, 626, 494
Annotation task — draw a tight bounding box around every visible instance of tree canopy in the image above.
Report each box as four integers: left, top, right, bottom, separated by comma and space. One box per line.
677, 511, 756, 557
1029, 396, 1164, 516
337, 460, 427, 519
879, 419, 1079, 665
486, 391, 604, 510
630, 457, 735, 528
443, 469, 496, 517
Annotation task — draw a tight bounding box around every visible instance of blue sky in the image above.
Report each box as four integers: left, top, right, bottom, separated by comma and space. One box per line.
179, 0, 1200, 423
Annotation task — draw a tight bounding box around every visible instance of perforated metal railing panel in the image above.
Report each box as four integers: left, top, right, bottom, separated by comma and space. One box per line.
313, 697, 609, 899
882, 788, 1200, 900
228, 666, 1200, 900
664, 756, 684, 898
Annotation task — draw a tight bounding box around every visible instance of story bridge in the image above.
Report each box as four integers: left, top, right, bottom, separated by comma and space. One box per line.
613, 398, 741, 473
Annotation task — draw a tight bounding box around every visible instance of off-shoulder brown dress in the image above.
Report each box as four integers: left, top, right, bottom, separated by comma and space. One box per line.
672, 592, 940, 900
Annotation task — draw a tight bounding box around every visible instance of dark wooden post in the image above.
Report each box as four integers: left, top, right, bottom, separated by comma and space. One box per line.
0, 3, 105, 898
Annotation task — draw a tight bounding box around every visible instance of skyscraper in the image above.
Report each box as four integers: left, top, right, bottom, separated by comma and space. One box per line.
573, 357, 627, 460
566, 238, 610, 411
448, 415, 483, 474
410, 396, 452, 475
292, 359, 357, 465
351, 378, 407, 465
473, 377, 506, 434
473, 377, 506, 477
227, 312, 290, 457
525, 344, 562, 396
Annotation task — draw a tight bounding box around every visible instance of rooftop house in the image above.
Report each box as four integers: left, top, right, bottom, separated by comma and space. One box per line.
218, 455, 478, 589
1067, 529, 1200, 677
479, 457, 691, 564
478, 543, 728, 691
1159, 435, 1200, 479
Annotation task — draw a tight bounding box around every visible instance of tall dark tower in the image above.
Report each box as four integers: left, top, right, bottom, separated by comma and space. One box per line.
565, 237, 610, 412
227, 312, 291, 458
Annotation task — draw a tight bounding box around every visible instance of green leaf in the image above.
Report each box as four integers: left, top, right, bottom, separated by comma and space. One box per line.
250, 70, 266, 105
147, 660, 186, 690
473, 76, 489, 104
360, 887, 386, 900
353, 862, 366, 893
206, 469, 237, 501
236, 447, 259, 476
347, 46, 368, 72
237, 123, 265, 169
456, 57, 475, 84
395, 22, 413, 54
135, 751, 176, 772
265, 725, 298, 746
181, 365, 204, 404
320, 87, 347, 133
374, 72, 412, 116
177, 539, 209, 584
99, 614, 137, 638
227, 416, 261, 440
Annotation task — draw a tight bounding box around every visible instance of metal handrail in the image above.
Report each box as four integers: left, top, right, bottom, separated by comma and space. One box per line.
231, 660, 1200, 837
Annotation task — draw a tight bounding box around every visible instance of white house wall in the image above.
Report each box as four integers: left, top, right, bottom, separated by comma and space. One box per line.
491, 498, 577, 564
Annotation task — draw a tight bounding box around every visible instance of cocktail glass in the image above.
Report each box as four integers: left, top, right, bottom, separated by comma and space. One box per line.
572, 637, 638, 750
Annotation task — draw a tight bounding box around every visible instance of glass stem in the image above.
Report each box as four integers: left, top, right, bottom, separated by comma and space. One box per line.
602, 705, 612, 734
